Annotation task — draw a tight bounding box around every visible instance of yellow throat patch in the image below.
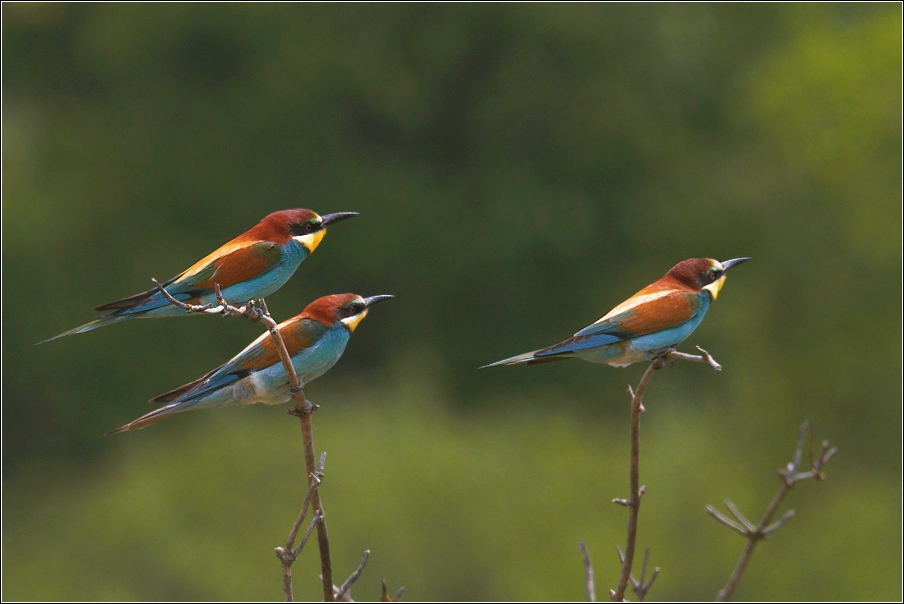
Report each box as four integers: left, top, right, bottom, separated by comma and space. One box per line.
295, 229, 326, 253
341, 309, 368, 332
703, 275, 726, 299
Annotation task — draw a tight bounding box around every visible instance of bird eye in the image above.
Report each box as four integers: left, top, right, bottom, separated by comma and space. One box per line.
303, 222, 315, 233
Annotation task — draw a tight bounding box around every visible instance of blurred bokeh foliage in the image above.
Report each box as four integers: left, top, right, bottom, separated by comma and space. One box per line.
3, 3, 901, 601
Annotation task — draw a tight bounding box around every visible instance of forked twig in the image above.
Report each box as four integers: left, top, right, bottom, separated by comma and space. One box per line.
615, 545, 660, 601
275, 453, 327, 600
709, 420, 837, 601
608, 346, 720, 601
152, 279, 334, 601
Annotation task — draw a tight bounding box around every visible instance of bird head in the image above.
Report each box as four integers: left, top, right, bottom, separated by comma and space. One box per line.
302, 293, 394, 332
261, 209, 359, 252
667, 257, 751, 299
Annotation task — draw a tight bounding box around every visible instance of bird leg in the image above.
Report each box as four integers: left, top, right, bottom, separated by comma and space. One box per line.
288, 402, 318, 417
655, 348, 678, 368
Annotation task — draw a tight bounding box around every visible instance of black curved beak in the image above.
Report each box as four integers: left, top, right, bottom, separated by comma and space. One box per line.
320, 212, 359, 227
363, 295, 394, 308
720, 257, 751, 272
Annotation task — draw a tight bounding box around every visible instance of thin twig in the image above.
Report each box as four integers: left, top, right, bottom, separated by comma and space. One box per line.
334, 550, 370, 601
705, 505, 748, 536
152, 280, 334, 601
380, 576, 405, 602
578, 540, 596, 602
710, 420, 837, 601
294, 509, 323, 558
275, 453, 327, 601
609, 357, 660, 601
284, 452, 327, 552
292, 389, 334, 601
613, 545, 658, 601
723, 499, 756, 533
277, 508, 324, 598
609, 346, 721, 601
632, 546, 660, 601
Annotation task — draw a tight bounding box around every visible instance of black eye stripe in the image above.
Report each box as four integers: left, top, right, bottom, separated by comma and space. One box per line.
290, 220, 322, 237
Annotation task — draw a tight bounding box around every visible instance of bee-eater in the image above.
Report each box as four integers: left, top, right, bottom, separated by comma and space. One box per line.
40, 209, 358, 343
108, 293, 393, 433
482, 257, 750, 368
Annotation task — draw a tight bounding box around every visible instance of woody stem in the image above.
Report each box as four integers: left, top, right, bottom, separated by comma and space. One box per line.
612, 358, 662, 601
256, 300, 334, 602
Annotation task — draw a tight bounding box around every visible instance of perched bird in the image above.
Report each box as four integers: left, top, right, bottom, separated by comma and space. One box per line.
482, 257, 750, 368
39, 209, 358, 343
108, 293, 393, 433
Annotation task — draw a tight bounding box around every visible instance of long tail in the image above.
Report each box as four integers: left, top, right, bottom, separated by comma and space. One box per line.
106, 400, 196, 434
36, 315, 132, 345
37, 281, 177, 344
479, 349, 570, 368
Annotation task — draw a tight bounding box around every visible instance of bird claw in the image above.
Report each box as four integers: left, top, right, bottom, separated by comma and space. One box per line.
287, 401, 318, 417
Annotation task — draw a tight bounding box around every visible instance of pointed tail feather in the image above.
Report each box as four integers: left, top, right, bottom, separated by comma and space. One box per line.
106, 400, 195, 434
149, 366, 221, 404
480, 348, 573, 368
36, 315, 130, 345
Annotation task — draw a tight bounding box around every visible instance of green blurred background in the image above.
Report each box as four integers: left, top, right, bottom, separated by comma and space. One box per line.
3, 3, 901, 601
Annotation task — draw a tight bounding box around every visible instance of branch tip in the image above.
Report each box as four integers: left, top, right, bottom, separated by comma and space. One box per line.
335, 550, 370, 601
713, 421, 837, 600
579, 540, 597, 602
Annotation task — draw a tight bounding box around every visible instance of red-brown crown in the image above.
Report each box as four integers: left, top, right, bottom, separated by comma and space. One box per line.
239, 209, 320, 244
662, 258, 719, 291
300, 293, 362, 327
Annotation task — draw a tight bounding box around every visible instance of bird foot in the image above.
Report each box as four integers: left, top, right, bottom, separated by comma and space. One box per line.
653, 348, 677, 368
287, 402, 319, 417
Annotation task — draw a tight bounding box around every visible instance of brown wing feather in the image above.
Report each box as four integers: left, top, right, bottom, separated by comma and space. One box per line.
610, 292, 696, 336
191, 242, 282, 290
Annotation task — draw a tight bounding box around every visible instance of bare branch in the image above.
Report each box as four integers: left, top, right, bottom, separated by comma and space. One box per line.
283, 452, 326, 552
613, 545, 658, 601
710, 420, 837, 601
152, 278, 218, 314
664, 346, 722, 370
153, 281, 335, 601
578, 540, 596, 602
276, 510, 322, 601
610, 358, 659, 601
724, 499, 756, 533
291, 509, 323, 558
609, 347, 717, 601
335, 550, 370, 601
762, 509, 795, 536
632, 546, 660, 601
705, 505, 748, 537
